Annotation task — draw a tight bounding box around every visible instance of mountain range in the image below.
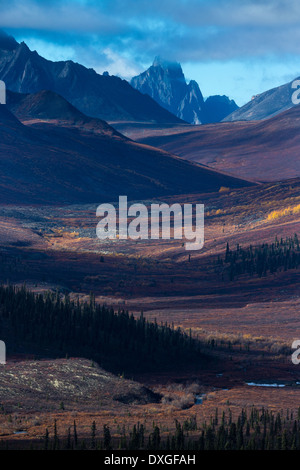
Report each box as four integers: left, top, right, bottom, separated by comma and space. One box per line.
131, 57, 238, 124
0, 28, 298, 206
0, 31, 183, 124
2, 30, 296, 126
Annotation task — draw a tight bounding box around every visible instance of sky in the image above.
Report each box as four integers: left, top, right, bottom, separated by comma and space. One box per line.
1, 0, 300, 106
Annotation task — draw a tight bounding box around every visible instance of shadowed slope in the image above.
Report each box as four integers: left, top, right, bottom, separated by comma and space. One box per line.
0, 102, 251, 204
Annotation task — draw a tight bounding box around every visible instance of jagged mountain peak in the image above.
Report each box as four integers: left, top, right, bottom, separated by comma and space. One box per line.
131, 58, 205, 124
15, 41, 32, 59
188, 80, 201, 90
152, 57, 185, 83
131, 58, 238, 124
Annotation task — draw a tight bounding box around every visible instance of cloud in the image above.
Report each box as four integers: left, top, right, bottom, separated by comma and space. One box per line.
1, 0, 300, 60
1, 0, 300, 103
0, 0, 123, 34
96, 48, 142, 79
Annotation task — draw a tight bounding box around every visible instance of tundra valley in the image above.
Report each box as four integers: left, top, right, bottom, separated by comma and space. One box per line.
0, 24, 299, 451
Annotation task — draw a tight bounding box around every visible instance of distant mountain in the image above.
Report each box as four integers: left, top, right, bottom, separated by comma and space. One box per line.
137, 104, 300, 182
131, 57, 238, 124
223, 78, 299, 122
0, 100, 250, 204
0, 31, 183, 124
131, 57, 206, 124
204, 95, 239, 123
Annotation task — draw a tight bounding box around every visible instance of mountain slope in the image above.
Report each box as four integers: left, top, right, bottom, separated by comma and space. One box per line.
224, 78, 299, 122
0, 103, 251, 204
131, 57, 238, 124
0, 31, 183, 124
6, 89, 122, 137
7, 89, 87, 121
137, 105, 300, 182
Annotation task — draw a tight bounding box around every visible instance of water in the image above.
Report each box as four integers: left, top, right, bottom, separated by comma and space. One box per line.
246, 382, 285, 388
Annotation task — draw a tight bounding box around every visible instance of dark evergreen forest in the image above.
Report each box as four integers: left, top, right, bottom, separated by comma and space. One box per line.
0, 285, 206, 374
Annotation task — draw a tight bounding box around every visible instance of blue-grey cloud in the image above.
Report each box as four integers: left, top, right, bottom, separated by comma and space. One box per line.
1, 0, 299, 102
1, 0, 300, 59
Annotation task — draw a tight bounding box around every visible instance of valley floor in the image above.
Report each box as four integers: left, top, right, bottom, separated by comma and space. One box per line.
0, 179, 299, 447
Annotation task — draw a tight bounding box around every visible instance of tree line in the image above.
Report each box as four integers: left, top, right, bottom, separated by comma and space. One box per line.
43, 406, 300, 451
0, 285, 207, 374
2, 407, 300, 450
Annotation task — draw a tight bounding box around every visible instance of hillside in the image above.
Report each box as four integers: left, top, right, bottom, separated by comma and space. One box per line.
0, 102, 250, 204
224, 77, 298, 122
137, 105, 300, 182
6, 89, 123, 137
0, 358, 160, 413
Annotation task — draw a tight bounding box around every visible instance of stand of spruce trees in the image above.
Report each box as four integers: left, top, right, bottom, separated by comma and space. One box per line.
0, 285, 207, 374
219, 234, 300, 281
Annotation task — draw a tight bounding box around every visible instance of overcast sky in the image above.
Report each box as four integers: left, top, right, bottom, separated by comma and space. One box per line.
1, 0, 300, 105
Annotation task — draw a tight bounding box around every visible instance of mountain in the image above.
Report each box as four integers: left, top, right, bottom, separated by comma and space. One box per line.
0, 99, 251, 204
137, 104, 300, 182
131, 57, 238, 124
204, 95, 239, 123
131, 57, 206, 124
7, 89, 85, 121
223, 78, 299, 122
0, 31, 183, 124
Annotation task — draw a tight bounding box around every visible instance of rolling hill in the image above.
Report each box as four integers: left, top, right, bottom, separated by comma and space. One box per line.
137, 104, 300, 182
